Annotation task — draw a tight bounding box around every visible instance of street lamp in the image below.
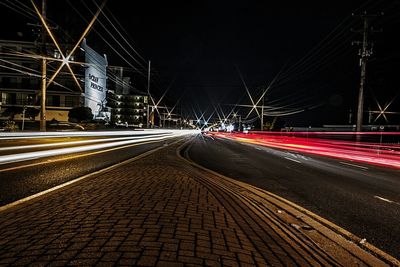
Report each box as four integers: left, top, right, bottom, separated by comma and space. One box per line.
21, 105, 27, 131
233, 113, 242, 132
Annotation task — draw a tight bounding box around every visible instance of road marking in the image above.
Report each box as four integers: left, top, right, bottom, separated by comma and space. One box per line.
374, 196, 393, 203
298, 155, 309, 161
284, 157, 301, 163
255, 147, 262, 150
339, 161, 369, 170
374, 195, 400, 206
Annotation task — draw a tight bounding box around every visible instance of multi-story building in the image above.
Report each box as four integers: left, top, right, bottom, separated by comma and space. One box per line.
107, 66, 148, 127
0, 39, 149, 128
0, 39, 82, 122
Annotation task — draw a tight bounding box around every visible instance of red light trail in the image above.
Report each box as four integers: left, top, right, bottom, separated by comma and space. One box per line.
207, 132, 400, 169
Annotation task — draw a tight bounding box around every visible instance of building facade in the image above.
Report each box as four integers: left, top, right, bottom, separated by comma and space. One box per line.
107, 66, 148, 127
0, 39, 82, 122
82, 39, 109, 120
0, 39, 149, 127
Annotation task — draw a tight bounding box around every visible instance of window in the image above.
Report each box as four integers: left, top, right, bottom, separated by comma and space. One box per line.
52, 95, 60, 107
46, 95, 53, 106
16, 93, 28, 105
65, 96, 78, 107
2, 77, 10, 87
21, 78, 30, 89
1, 92, 16, 104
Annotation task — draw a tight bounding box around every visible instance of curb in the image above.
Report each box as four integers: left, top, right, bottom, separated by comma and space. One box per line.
177, 140, 400, 266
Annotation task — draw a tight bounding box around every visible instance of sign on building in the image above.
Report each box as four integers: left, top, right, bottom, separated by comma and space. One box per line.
82, 39, 108, 119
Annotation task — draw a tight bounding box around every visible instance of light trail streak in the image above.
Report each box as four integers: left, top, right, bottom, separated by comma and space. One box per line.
0, 134, 171, 152
208, 132, 400, 169
0, 130, 195, 165
0, 129, 193, 140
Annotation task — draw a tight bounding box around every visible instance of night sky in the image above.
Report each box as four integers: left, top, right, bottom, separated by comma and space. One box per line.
1, 0, 399, 126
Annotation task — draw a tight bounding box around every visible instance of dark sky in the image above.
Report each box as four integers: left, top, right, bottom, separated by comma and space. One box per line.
2, 0, 399, 126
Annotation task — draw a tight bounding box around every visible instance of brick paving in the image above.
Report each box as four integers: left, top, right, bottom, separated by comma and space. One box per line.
0, 140, 395, 266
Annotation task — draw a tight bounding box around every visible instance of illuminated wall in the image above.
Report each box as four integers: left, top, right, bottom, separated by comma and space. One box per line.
83, 39, 107, 118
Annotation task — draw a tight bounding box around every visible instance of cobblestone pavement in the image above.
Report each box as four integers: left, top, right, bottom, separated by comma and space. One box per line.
0, 138, 397, 266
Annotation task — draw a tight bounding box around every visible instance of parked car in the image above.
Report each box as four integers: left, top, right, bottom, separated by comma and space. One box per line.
48, 121, 85, 131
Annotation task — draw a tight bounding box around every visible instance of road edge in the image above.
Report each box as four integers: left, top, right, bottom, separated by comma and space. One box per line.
177, 139, 400, 266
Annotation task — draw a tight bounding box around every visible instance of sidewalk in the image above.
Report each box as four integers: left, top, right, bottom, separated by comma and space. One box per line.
0, 139, 398, 266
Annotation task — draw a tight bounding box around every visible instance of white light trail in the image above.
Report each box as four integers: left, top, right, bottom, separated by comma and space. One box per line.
0, 130, 196, 165
0, 134, 171, 152
0, 129, 190, 140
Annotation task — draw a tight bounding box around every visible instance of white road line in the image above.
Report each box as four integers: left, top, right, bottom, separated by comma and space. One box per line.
255, 147, 262, 150
374, 196, 393, 203
374, 196, 400, 206
284, 157, 301, 163
339, 161, 369, 170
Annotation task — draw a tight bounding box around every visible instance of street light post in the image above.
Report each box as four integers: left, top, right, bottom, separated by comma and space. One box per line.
146, 104, 150, 128
233, 113, 242, 132
260, 88, 266, 131
22, 105, 27, 131
146, 60, 151, 128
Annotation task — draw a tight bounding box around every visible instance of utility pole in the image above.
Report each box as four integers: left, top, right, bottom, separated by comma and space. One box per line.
146, 60, 151, 128
352, 11, 381, 132
39, 0, 47, 131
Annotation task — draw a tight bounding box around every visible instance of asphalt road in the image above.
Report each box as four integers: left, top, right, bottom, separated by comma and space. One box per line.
187, 134, 400, 259
0, 131, 188, 206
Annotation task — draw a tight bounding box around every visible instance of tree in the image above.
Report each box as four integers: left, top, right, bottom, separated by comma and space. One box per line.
1, 106, 23, 120
68, 107, 93, 122
25, 107, 40, 120
263, 117, 286, 131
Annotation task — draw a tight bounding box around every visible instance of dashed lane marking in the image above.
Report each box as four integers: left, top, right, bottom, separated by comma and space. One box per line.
339, 161, 369, 170
284, 157, 301, 163
374, 195, 400, 206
